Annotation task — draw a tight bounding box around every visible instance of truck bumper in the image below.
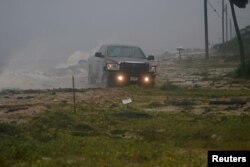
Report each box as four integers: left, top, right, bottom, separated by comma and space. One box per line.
107, 71, 156, 86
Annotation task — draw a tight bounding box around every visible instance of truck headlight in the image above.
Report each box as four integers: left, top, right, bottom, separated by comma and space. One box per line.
149, 65, 156, 73
117, 74, 125, 82
106, 63, 120, 71
144, 76, 150, 83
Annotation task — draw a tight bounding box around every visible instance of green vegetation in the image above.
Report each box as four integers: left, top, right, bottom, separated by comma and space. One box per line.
1, 85, 250, 166
160, 80, 179, 91
213, 25, 250, 61
236, 60, 250, 78
129, 85, 250, 98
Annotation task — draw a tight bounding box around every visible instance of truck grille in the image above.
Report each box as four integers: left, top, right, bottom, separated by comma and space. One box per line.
120, 63, 148, 74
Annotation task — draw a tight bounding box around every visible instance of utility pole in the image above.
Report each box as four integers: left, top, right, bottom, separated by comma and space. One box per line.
229, 0, 245, 67
225, 4, 228, 42
204, 0, 209, 59
230, 18, 232, 40
222, 0, 225, 44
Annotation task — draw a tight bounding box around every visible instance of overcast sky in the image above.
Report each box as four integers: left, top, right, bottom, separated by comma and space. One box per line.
0, 0, 249, 70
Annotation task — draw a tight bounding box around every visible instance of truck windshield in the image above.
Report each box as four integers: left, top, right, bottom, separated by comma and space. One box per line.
107, 46, 146, 59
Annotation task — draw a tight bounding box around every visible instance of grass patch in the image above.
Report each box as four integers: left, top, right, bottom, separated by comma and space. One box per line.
130, 86, 250, 98
147, 101, 165, 108
123, 84, 250, 100
160, 80, 179, 91
1, 85, 250, 166
1, 105, 250, 166
113, 111, 152, 119
165, 99, 196, 106
0, 123, 21, 136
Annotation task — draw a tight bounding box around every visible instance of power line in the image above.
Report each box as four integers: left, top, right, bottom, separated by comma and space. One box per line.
208, 0, 221, 19
208, 1, 250, 20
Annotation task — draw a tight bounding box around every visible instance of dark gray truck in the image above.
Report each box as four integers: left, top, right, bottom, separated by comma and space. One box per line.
88, 45, 157, 87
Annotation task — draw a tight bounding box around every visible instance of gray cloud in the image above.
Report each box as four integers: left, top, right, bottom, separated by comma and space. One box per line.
0, 0, 249, 71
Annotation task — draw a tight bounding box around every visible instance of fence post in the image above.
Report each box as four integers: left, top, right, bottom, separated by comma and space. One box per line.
72, 75, 76, 112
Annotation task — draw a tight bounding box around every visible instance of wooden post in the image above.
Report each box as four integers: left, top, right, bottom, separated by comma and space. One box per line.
72, 76, 76, 112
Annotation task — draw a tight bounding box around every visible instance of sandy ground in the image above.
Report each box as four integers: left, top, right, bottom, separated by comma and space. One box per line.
157, 57, 250, 89
1, 56, 250, 122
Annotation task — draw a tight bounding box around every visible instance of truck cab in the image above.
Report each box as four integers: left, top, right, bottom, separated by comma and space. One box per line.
88, 45, 156, 87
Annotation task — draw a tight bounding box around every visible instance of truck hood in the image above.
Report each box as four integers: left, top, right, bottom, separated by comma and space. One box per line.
105, 57, 149, 64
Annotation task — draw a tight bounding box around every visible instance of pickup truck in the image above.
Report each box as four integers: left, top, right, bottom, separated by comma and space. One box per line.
88, 45, 157, 87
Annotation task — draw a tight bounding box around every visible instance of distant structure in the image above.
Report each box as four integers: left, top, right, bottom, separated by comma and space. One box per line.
177, 46, 184, 60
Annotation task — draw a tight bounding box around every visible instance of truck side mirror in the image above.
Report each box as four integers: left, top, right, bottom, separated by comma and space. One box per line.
147, 55, 155, 60
95, 52, 104, 58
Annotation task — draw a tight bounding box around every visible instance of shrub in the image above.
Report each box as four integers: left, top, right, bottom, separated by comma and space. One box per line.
160, 80, 179, 90
236, 61, 250, 78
